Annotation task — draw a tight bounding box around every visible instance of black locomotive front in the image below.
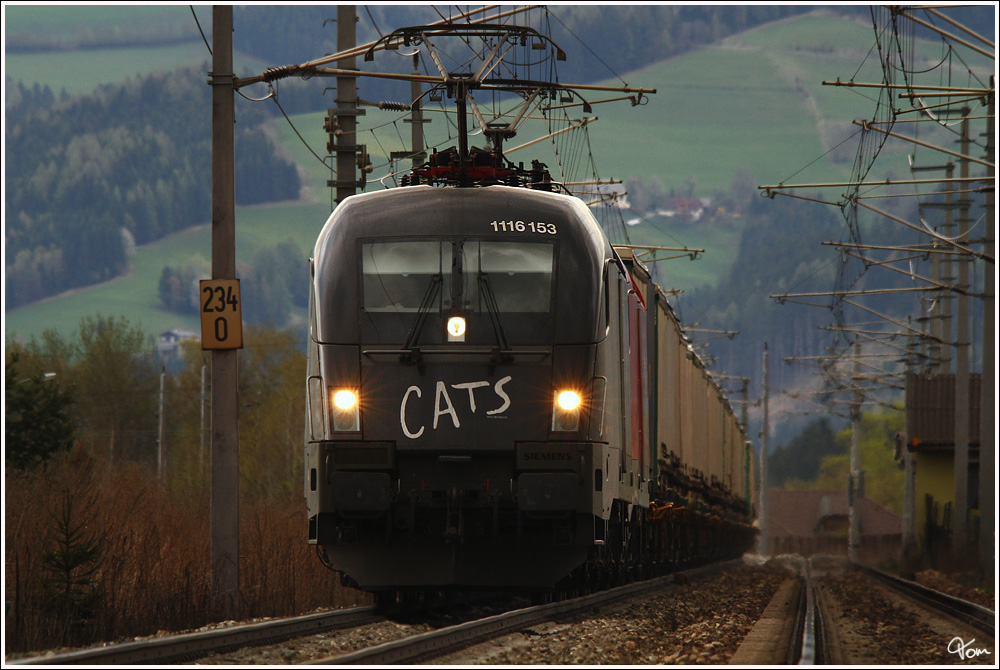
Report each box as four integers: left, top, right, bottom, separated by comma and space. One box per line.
304, 185, 616, 592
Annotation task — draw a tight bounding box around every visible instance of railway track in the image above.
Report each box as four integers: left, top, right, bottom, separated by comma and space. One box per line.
8, 606, 383, 665
14, 556, 986, 665
9, 560, 745, 665
315, 560, 736, 665
854, 562, 995, 637
728, 555, 820, 664
732, 555, 994, 665
817, 559, 995, 665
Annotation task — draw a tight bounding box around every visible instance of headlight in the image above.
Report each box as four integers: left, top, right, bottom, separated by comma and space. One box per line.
557, 390, 582, 411
447, 315, 466, 342
333, 390, 357, 410
330, 388, 360, 432
552, 389, 582, 432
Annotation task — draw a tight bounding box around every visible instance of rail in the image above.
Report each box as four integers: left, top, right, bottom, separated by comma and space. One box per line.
9, 606, 382, 666
783, 557, 828, 665
854, 563, 995, 637
317, 560, 738, 664
795, 576, 827, 664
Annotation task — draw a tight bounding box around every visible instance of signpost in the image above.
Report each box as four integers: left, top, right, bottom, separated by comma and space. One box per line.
200, 279, 243, 350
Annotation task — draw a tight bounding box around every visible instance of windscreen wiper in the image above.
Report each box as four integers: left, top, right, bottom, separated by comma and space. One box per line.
401, 273, 442, 363
478, 272, 512, 366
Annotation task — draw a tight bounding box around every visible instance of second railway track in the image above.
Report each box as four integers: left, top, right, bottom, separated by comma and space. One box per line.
816, 558, 995, 665
734, 554, 995, 666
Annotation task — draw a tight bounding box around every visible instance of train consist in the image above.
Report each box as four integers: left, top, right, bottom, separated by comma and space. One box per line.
303, 161, 756, 600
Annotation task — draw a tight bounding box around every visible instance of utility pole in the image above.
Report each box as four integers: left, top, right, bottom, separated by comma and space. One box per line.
951, 111, 972, 557
903, 329, 917, 569
759, 344, 770, 558
391, 55, 430, 176
739, 376, 752, 526
979, 77, 995, 581
334, 5, 360, 204
910, 159, 954, 373
158, 369, 166, 480
409, 57, 427, 169
398, 54, 428, 170
848, 343, 863, 564
200, 363, 207, 475
939, 163, 955, 373
210, 4, 239, 621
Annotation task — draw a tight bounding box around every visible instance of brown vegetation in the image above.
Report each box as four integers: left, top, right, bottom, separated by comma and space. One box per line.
4, 323, 369, 655
4, 446, 368, 654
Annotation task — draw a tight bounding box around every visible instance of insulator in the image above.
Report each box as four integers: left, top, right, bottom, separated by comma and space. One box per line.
378, 101, 410, 112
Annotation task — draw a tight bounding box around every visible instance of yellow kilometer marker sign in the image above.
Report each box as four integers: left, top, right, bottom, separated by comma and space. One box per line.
200, 279, 244, 350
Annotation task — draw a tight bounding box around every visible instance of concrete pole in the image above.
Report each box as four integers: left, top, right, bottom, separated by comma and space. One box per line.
903, 328, 917, 569
952, 111, 971, 556
410, 55, 426, 169
335, 5, 358, 204
941, 165, 955, 372
978, 79, 994, 579
200, 363, 207, 475
849, 343, 862, 563
210, 4, 239, 621
740, 377, 751, 525
759, 344, 770, 558
158, 370, 166, 480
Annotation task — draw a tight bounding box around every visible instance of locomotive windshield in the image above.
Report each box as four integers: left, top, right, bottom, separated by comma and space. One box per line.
360, 239, 555, 345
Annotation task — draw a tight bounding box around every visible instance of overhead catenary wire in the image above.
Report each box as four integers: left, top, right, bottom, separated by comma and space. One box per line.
190, 5, 212, 56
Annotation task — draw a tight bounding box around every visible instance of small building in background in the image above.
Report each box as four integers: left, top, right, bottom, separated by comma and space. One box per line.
764, 488, 901, 567
903, 372, 982, 569
156, 327, 199, 371
658, 197, 708, 220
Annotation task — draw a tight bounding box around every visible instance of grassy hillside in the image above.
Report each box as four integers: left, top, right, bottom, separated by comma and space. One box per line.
4, 6, 272, 95
4, 5, 193, 46
585, 9, 952, 193
4, 201, 332, 345
4, 44, 210, 96
5, 9, 982, 344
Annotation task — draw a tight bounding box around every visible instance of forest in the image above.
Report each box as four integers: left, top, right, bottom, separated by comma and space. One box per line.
5, 68, 301, 310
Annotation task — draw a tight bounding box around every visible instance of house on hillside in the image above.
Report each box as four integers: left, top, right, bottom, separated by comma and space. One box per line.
658, 197, 708, 220
157, 327, 198, 370
762, 488, 901, 566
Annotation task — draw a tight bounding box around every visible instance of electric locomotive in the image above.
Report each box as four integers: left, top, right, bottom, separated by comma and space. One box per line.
304, 181, 657, 594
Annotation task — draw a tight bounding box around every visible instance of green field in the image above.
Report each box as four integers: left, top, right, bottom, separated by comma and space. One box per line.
5, 201, 332, 345
4, 43, 211, 96
3, 5, 273, 95
5, 9, 975, 344
5, 5, 188, 33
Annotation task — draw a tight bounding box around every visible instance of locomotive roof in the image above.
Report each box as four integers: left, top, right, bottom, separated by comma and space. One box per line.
312, 185, 614, 346
315, 184, 609, 251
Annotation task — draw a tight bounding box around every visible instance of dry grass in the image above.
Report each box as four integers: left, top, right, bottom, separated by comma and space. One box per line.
4, 446, 368, 655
